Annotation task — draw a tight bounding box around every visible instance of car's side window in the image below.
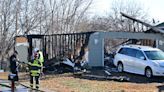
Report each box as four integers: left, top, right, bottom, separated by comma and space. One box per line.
135, 50, 145, 60
118, 48, 128, 55
118, 48, 137, 57
118, 48, 124, 54
126, 48, 137, 57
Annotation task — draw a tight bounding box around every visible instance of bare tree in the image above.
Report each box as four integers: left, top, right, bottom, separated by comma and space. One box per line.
0, 0, 18, 60
90, 16, 112, 31
18, 0, 47, 35
0, 0, 45, 60
44, 0, 93, 34
108, 0, 149, 32
88, 0, 150, 53
0, 0, 93, 60
90, 0, 149, 32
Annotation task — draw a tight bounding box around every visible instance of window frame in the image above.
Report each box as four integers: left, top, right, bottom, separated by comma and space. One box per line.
135, 50, 146, 60
118, 47, 146, 60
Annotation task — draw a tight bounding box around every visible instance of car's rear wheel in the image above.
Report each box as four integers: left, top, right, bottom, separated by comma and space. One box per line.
145, 68, 152, 78
117, 62, 123, 72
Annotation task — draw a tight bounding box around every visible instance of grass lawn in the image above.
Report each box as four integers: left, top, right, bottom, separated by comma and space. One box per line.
38, 74, 160, 92
1, 72, 162, 92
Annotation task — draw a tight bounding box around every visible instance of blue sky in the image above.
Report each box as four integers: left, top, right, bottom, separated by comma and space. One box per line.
92, 0, 164, 22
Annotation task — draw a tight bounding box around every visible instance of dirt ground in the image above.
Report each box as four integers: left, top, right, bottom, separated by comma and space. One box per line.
1, 72, 164, 92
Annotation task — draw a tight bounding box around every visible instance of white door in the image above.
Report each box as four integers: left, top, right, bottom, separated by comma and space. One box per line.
120, 48, 137, 73
124, 55, 137, 73
133, 50, 147, 75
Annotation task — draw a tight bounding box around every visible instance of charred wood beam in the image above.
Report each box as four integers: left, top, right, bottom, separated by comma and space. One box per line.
121, 12, 164, 34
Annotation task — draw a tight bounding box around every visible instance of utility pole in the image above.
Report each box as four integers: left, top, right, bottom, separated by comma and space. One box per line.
15, 0, 18, 36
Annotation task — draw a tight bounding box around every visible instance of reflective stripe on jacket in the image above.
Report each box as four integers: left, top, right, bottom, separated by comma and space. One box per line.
38, 51, 44, 64
29, 59, 42, 76
30, 70, 40, 76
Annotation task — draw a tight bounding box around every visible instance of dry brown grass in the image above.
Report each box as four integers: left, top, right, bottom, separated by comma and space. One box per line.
0, 72, 9, 80
38, 74, 160, 92
1, 72, 162, 92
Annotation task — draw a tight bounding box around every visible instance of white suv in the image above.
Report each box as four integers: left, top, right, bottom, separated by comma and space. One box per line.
114, 45, 164, 78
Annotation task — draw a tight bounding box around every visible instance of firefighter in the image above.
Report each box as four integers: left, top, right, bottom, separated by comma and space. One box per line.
34, 48, 44, 74
29, 50, 43, 89
33, 48, 44, 64
38, 49, 44, 65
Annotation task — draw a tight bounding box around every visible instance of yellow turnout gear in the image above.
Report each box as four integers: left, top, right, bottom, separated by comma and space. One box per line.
29, 59, 42, 76
38, 51, 44, 64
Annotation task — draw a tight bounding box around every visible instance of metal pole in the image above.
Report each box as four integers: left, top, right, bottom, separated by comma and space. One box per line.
55, 35, 58, 57
52, 36, 54, 58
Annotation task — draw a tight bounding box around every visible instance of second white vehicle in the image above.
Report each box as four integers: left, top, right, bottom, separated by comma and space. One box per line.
114, 45, 164, 78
